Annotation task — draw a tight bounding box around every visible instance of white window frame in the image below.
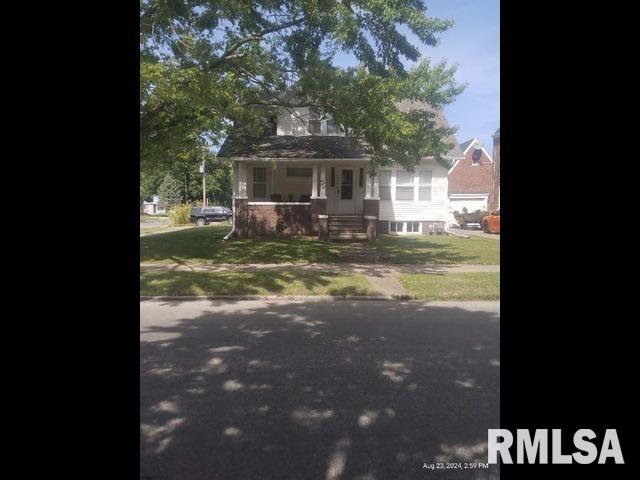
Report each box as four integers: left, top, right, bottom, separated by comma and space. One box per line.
418, 170, 432, 202
394, 170, 415, 201
379, 169, 392, 201
252, 167, 267, 199
388, 221, 422, 235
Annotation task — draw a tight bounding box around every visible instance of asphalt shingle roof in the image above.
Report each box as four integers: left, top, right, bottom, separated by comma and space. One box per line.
218, 135, 368, 159
459, 138, 475, 152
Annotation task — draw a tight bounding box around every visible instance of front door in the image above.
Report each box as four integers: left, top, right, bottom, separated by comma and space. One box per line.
337, 168, 356, 214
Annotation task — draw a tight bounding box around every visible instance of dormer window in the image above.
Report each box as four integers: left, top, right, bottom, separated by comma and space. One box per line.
309, 110, 321, 134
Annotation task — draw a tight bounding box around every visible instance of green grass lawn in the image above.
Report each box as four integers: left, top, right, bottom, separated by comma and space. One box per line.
140, 224, 499, 265
140, 226, 192, 235
398, 272, 500, 300
140, 270, 372, 296
376, 234, 499, 265
140, 224, 339, 264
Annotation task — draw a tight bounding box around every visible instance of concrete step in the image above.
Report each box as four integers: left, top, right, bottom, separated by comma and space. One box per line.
329, 233, 368, 240
329, 228, 367, 235
328, 220, 365, 227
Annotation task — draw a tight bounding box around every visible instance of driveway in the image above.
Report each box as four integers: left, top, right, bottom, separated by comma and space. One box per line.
454, 228, 500, 240
141, 218, 170, 230
141, 299, 500, 480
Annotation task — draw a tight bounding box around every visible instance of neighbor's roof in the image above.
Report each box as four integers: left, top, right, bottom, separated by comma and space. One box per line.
492, 128, 500, 138
218, 100, 464, 159
459, 138, 476, 152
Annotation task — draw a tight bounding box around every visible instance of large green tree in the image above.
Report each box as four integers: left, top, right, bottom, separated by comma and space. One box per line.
140, 0, 464, 172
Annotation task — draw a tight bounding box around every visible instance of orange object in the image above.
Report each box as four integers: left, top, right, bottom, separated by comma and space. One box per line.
482, 209, 500, 234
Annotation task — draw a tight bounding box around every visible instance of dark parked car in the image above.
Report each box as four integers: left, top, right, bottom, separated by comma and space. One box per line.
190, 206, 233, 227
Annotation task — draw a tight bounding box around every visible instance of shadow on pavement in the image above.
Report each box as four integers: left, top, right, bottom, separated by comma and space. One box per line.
140, 300, 500, 480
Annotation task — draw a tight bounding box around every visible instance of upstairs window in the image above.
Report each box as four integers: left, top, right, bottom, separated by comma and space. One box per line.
395, 171, 415, 201
326, 119, 338, 134
253, 167, 266, 198
309, 119, 321, 134
379, 170, 392, 200
418, 171, 432, 201
308, 110, 321, 134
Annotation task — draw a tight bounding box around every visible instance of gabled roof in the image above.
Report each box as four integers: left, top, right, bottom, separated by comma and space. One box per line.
459, 138, 476, 152
456, 137, 493, 162
218, 99, 465, 160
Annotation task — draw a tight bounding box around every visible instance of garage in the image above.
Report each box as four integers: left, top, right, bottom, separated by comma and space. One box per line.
449, 194, 488, 213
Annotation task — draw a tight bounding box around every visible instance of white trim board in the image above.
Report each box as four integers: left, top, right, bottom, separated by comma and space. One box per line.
460, 138, 494, 162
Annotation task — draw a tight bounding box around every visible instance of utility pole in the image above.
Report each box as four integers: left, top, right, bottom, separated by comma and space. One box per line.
202, 165, 206, 206
199, 149, 207, 206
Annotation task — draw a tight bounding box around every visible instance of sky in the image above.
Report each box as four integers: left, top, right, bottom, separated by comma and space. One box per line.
333, 0, 500, 153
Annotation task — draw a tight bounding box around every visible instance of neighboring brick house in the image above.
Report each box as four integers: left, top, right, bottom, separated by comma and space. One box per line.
448, 137, 493, 214
217, 101, 464, 240
488, 128, 500, 211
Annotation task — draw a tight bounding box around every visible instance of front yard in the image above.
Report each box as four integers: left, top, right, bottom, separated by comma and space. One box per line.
398, 272, 500, 301
140, 270, 372, 296
140, 224, 500, 265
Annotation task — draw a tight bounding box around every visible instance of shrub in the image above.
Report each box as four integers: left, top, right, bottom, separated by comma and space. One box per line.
168, 203, 192, 225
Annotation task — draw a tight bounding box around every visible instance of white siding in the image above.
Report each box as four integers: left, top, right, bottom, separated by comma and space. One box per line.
379, 158, 449, 222
277, 107, 310, 136
276, 107, 343, 136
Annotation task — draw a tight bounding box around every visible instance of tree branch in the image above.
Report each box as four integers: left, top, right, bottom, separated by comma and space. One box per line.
209, 17, 304, 69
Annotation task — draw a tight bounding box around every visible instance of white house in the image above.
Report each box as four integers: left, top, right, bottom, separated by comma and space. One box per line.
217, 101, 464, 240
142, 195, 166, 215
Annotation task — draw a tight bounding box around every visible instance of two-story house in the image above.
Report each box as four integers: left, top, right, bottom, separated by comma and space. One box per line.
217, 100, 464, 241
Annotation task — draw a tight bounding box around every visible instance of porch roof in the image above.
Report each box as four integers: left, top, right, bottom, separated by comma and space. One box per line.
218, 135, 369, 160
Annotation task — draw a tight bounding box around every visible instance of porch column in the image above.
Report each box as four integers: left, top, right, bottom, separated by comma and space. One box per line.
365, 172, 374, 198
310, 163, 327, 237
238, 162, 248, 198
235, 161, 249, 237
363, 170, 379, 241
311, 163, 319, 198
319, 163, 327, 198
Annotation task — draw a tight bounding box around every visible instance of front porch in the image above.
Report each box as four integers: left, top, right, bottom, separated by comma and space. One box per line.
232, 160, 380, 240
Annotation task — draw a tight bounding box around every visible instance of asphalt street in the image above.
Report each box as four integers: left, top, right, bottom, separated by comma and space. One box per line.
141, 299, 500, 480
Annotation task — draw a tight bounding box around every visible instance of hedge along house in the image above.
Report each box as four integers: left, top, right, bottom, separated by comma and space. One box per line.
217, 100, 464, 241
